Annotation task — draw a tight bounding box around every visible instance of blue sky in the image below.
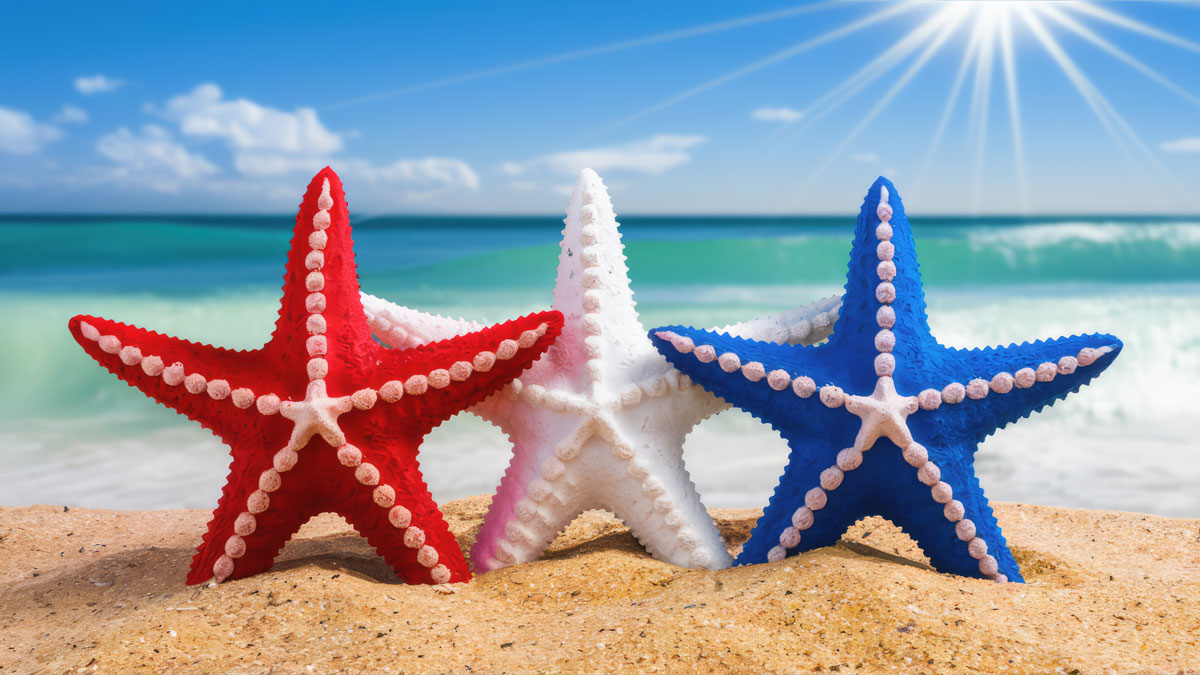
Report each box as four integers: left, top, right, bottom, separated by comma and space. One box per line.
2, 1, 1199, 214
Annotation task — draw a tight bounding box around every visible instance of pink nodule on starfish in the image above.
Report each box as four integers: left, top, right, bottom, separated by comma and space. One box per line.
70, 168, 564, 587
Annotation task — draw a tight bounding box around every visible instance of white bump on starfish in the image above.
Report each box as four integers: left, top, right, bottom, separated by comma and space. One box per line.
356, 463, 380, 486
877, 241, 895, 261
877, 305, 896, 329
942, 382, 966, 405
875, 283, 896, 304
184, 373, 207, 395
990, 372, 1013, 394
309, 230, 327, 251
306, 336, 327, 357
247, 490, 270, 514
917, 389, 940, 410
305, 293, 326, 313
717, 352, 741, 373
337, 443, 362, 467
141, 355, 164, 377
741, 361, 766, 382
258, 468, 282, 492
273, 448, 299, 472
792, 376, 816, 398
389, 505, 412, 529
207, 379, 231, 400
965, 379, 989, 400
1036, 362, 1057, 382
874, 329, 895, 353
373, 484, 395, 508
231, 388, 255, 409
257, 394, 281, 415
234, 512, 256, 536
1015, 368, 1036, 388
819, 385, 845, 408
874, 353, 896, 377
404, 527, 426, 549
162, 362, 185, 386
119, 345, 142, 366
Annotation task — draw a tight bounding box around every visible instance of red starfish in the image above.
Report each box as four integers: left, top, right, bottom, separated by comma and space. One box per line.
67, 168, 563, 586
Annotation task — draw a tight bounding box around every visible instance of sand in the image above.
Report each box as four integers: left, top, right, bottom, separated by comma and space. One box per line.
1, 497, 1197, 674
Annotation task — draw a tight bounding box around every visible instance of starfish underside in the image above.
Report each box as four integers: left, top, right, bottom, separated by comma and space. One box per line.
651, 177, 1122, 583
361, 169, 844, 573
70, 169, 564, 585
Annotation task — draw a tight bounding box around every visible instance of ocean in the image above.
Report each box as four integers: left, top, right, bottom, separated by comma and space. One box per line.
1, 213, 1197, 518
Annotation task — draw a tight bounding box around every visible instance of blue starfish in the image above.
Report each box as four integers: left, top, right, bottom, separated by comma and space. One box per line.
649, 178, 1121, 583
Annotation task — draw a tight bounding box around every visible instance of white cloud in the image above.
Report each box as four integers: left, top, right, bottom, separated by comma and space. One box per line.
162, 83, 343, 155
499, 161, 525, 176
0, 106, 63, 155
52, 105, 89, 124
752, 107, 803, 124
527, 134, 707, 176
96, 125, 219, 192
75, 74, 125, 95
335, 157, 480, 200
851, 152, 879, 164
1161, 137, 1200, 153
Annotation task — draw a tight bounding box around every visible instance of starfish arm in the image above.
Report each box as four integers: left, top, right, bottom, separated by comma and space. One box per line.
912, 334, 1123, 445
360, 292, 483, 348
69, 315, 276, 444
718, 294, 842, 346
893, 441, 1023, 582
187, 435, 312, 585
469, 426, 588, 573
598, 430, 735, 571
370, 311, 564, 437
269, 168, 373, 363
649, 326, 841, 431
337, 430, 471, 584
735, 432, 860, 566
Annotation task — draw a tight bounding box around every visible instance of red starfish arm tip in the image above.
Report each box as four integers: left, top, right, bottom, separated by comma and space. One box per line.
69, 314, 269, 442
372, 310, 564, 434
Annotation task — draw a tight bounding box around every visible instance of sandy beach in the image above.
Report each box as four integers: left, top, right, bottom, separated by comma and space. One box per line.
1, 496, 1197, 674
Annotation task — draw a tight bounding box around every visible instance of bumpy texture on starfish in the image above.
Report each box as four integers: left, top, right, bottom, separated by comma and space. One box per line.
652, 177, 1122, 583
360, 169, 842, 572
69, 168, 563, 585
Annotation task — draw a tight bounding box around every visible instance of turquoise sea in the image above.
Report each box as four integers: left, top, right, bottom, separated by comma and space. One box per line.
1, 213, 1197, 517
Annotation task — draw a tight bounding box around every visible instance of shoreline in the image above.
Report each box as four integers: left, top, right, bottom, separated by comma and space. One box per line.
1, 497, 1197, 673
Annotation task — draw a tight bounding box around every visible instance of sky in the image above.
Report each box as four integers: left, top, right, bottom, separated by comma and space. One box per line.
2, 0, 1200, 215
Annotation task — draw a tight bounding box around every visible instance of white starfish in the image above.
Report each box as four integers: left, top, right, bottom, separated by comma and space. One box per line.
360, 169, 842, 572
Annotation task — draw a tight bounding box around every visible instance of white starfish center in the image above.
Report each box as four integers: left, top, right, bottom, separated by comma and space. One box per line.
844, 376, 919, 452
279, 379, 354, 450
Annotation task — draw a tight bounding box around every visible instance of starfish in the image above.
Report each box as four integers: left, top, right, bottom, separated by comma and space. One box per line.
68, 168, 563, 586
651, 177, 1122, 583
359, 169, 842, 572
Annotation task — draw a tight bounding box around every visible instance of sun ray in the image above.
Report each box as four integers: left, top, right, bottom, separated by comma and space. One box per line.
803, 5, 971, 188
774, 6, 958, 146
1041, 3, 1200, 108
915, 20, 986, 200
1068, 2, 1200, 55
595, 1, 920, 134
325, 0, 849, 110
1017, 4, 1170, 178
998, 9, 1029, 213
967, 8, 997, 213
